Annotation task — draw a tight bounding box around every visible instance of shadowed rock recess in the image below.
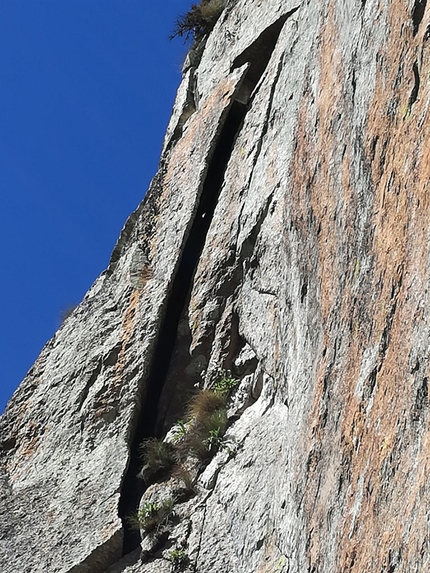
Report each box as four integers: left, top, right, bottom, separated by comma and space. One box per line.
1, 0, 430, 571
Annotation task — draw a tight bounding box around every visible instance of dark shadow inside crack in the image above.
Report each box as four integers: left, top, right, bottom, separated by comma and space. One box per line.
118, 99, 247, 557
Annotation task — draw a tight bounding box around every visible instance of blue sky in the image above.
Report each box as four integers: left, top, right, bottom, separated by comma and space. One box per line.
0, 0, 192, 413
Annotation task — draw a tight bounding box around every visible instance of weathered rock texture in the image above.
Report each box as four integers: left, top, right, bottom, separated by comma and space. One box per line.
1, 0, 430, 571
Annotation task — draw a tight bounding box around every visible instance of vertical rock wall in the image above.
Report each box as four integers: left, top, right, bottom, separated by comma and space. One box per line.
1, 0, 430, 572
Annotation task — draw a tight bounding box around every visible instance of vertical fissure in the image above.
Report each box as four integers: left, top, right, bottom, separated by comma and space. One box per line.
412, 0, 427, 36
117, 10, 294, 559
231, 8, 299, 91
408, 61, 420, 113
118, 99, 247, 556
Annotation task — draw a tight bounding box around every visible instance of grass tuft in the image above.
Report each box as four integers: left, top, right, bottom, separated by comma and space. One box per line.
130, 497, 175, 534
187, 406, 228, 460
139, 438, 176, 481
187, 389, 226, 422
173, 464, 196, 494
168, 547, 190, 571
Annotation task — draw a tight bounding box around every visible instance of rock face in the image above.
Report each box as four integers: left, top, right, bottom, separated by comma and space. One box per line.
2, 0, 430, 571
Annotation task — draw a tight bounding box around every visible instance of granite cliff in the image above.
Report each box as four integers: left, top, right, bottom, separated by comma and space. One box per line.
1, 0, 430, 571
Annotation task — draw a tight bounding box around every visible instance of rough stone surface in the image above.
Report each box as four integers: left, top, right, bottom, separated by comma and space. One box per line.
2, 0, 430, 571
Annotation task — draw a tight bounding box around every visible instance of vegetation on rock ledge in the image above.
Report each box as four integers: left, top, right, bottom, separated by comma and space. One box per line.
129, 497, 175, 533
168, 547, 190, 571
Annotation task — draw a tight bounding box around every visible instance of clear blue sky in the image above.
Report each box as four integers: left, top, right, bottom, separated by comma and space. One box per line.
0, 0, 192, 413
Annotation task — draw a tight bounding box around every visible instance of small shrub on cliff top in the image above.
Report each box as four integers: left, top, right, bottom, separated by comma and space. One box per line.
170, 0, 225, 42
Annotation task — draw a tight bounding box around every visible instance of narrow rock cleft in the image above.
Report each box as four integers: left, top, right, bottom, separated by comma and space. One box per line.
231, 8, 299, 93
114, 12, 302, 559
408, 61, 420, 113
118, 97, 248, 558
116, 14, 297, 554
412, 0, 427, 36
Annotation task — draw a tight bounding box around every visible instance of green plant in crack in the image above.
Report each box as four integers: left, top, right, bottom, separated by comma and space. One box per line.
126, 501, 159, 532
133, 497, 175, 534
206, 427, 222, 451
168, 547, 190, 571
171, 420, 190, 444
213, 372, 239, 396
202, 408, 227, 451
201, 407, 227, 435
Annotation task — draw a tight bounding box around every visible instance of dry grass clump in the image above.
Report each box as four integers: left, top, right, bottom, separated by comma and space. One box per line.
187, 389, 226, 422
183, 392, 228, 460
138, 381, 236, 487
195, 411, 227, 458
172, 464, 196, 496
